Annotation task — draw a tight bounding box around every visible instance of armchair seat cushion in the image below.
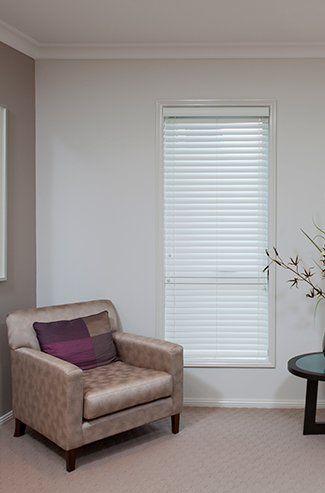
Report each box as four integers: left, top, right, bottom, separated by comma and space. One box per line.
82, 361, 173, 420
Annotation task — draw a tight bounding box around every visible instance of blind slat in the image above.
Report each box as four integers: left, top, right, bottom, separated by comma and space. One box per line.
163, 113, 269, 365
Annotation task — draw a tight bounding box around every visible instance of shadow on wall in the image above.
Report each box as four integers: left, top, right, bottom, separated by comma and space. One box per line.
184, 369, 223, 404
274, 374, 305, 404
0, 322, 11, 415
275, 373, 325, 403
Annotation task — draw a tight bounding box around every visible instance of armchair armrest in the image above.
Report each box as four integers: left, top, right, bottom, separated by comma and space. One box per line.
113, 332, 183, 413
11, 347, 84, 450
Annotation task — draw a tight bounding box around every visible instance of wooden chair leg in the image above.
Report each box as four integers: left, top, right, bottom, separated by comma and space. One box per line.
171, 413, 180, 434
14, 418, 26, 437
65, 449, 77, 472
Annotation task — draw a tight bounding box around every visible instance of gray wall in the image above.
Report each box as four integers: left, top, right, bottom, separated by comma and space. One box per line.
37, 59, 325, 405
0, 42, 35, 416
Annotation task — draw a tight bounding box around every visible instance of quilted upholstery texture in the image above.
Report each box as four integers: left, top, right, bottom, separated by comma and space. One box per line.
8, 299, 183, 454
82, 397, 174, 445
83, 361, 173, 419
113, 331, 183, 414
11, 347, 84, 450
7, 299, 120, 351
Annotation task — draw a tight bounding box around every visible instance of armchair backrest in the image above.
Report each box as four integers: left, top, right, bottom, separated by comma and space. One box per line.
7, 299, 120, 351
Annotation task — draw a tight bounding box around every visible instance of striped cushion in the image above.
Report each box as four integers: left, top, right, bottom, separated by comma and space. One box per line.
33, 311, 118, 370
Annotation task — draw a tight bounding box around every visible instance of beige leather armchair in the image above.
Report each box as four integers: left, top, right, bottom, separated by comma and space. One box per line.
7, 300, 183, 472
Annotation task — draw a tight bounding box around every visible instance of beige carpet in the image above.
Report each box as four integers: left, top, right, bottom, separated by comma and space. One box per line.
1, 407, 325, 493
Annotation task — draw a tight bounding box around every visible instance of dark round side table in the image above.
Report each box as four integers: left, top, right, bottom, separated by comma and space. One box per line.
288, 352, 325, 434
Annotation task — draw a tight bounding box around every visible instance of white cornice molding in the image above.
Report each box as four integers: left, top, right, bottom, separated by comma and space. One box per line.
37, 41, 325, 60
0, 19, 39, 58
2, 18, 325, 60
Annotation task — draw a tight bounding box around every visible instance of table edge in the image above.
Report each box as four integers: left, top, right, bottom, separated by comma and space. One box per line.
288, 352, 325, 381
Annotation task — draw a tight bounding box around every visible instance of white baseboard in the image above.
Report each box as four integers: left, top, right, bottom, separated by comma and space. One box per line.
0, 410, 13, 425
1, 399, 324, 424
184, 397, 325, 409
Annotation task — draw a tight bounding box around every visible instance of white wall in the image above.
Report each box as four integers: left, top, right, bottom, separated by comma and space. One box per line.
36, 59, 325, 406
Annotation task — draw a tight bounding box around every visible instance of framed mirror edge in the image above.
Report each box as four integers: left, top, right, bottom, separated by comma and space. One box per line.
0, 105, 7, 282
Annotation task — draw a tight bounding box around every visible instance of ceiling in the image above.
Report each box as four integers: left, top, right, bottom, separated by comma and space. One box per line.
1, 0, 325, 59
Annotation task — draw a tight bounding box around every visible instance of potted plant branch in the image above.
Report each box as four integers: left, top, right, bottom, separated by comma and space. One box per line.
265, 222, 325, 353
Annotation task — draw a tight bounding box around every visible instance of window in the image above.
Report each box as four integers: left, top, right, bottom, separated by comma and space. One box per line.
159, 101, 275, 367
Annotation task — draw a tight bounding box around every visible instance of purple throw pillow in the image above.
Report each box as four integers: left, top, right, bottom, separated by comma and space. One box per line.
33, 311, 118, 370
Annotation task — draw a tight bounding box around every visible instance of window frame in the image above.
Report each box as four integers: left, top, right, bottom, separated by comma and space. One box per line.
156, 99, 276, 368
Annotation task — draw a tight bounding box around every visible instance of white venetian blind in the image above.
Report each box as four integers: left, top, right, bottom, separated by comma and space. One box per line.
163, 106, 270, 366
